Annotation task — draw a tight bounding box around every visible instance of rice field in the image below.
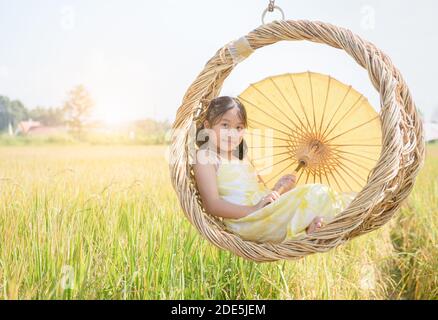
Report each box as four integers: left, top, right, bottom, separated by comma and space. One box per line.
0, 144, 436, 299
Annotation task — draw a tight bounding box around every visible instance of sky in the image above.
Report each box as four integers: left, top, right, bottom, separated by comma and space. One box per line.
0, 0, 437, 125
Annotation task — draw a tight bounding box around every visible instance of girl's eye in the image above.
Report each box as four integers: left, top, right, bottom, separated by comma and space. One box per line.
221, 123, 228, 128
237, 126, 243, 131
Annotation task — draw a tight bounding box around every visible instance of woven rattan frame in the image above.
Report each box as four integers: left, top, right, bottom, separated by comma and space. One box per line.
169, 20, 425, 262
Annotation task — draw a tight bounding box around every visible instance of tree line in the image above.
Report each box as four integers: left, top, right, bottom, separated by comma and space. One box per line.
0, 84, 92, 134
0, 85, 171, 138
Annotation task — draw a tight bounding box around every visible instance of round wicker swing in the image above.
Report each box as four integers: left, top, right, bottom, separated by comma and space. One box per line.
168, 19, 425, 262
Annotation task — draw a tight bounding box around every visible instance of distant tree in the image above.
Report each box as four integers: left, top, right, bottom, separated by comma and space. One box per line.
28, 106, 66, 126
134, 118, 171, 135
0, 95, 28, 132
0, 98, 9, 131
63, 85, 94, 138
431, 106, 438, 124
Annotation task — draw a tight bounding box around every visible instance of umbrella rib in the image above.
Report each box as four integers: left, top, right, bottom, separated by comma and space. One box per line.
324, 115, 380, 144
269, 76, 311, 135
321, 165, 330, 187
297, 168, 305, 184
257, 154, 292, 175
251, 150, 291, 162
334, 153, 375, 173
320, 85, 352, 139
248, 118, 301, 151
324, 163, 343, 192
265, 159, 298, 185
324, 156, 354, 191
248, 144, 291, 149
247, 130, 299, 152
322, 95, 365, 141
240, 91, 295, 136
318, 75, 332, 140
308, 72, 318, 135
318, 166, 323, 184
239, 95, 298, 136
310, 168, 317, 184
326, 159, 356, 192
288, 74, 314, 135
331, 155, 367, 182
332, 157, 366, 187
330, 143, 381, 147
248, 156, 269, 189
261, 77, 307, 131
310, 169, 316, 183
248, 117, 292, 137
320, 163, 335, 191
331, 136, 382, 143
341, 162, 367, 187
331, 145, 381, 157
247, 131, 291, 142
331, 149, 380, 162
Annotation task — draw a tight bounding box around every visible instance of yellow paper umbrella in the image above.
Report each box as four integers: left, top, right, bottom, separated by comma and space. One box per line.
240, 71, 382, 193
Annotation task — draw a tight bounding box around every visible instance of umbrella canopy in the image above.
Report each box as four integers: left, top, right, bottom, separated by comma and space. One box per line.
240, 71, 382, 193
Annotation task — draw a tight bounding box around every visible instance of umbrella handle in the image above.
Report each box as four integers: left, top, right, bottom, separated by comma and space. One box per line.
273, 160, 305, 194
294, 160, 306, 173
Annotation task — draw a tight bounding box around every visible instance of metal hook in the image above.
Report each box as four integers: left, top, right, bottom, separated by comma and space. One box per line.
261, 2, 285, 24
268, 0, 275, 12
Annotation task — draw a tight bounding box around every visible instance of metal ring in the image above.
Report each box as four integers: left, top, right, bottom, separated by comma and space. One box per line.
261, 5, 285, 24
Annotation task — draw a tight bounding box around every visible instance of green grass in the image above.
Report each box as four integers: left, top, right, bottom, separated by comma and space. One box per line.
0, 144, 436, 299
0, 132, 168, 146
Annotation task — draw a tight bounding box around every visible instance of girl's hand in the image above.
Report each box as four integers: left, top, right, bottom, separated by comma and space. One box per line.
273, 174, 297, 194
253, 191, 281, 210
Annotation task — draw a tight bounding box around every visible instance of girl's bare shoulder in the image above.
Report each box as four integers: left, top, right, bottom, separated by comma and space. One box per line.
195, 149, 220, 171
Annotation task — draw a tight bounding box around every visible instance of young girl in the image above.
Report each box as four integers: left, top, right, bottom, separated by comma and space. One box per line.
193, 96, 357, 244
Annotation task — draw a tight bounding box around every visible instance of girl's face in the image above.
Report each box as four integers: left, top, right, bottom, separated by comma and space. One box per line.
204, 107, 245, 154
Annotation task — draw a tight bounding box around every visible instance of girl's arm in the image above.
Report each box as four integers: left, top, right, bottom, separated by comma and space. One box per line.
193, 152, 256, 219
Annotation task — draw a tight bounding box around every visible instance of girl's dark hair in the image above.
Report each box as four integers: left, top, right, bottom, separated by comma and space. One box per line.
196, 96, 248, 160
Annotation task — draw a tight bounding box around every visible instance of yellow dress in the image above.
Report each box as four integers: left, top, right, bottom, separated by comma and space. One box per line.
216, 156, 358, 244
